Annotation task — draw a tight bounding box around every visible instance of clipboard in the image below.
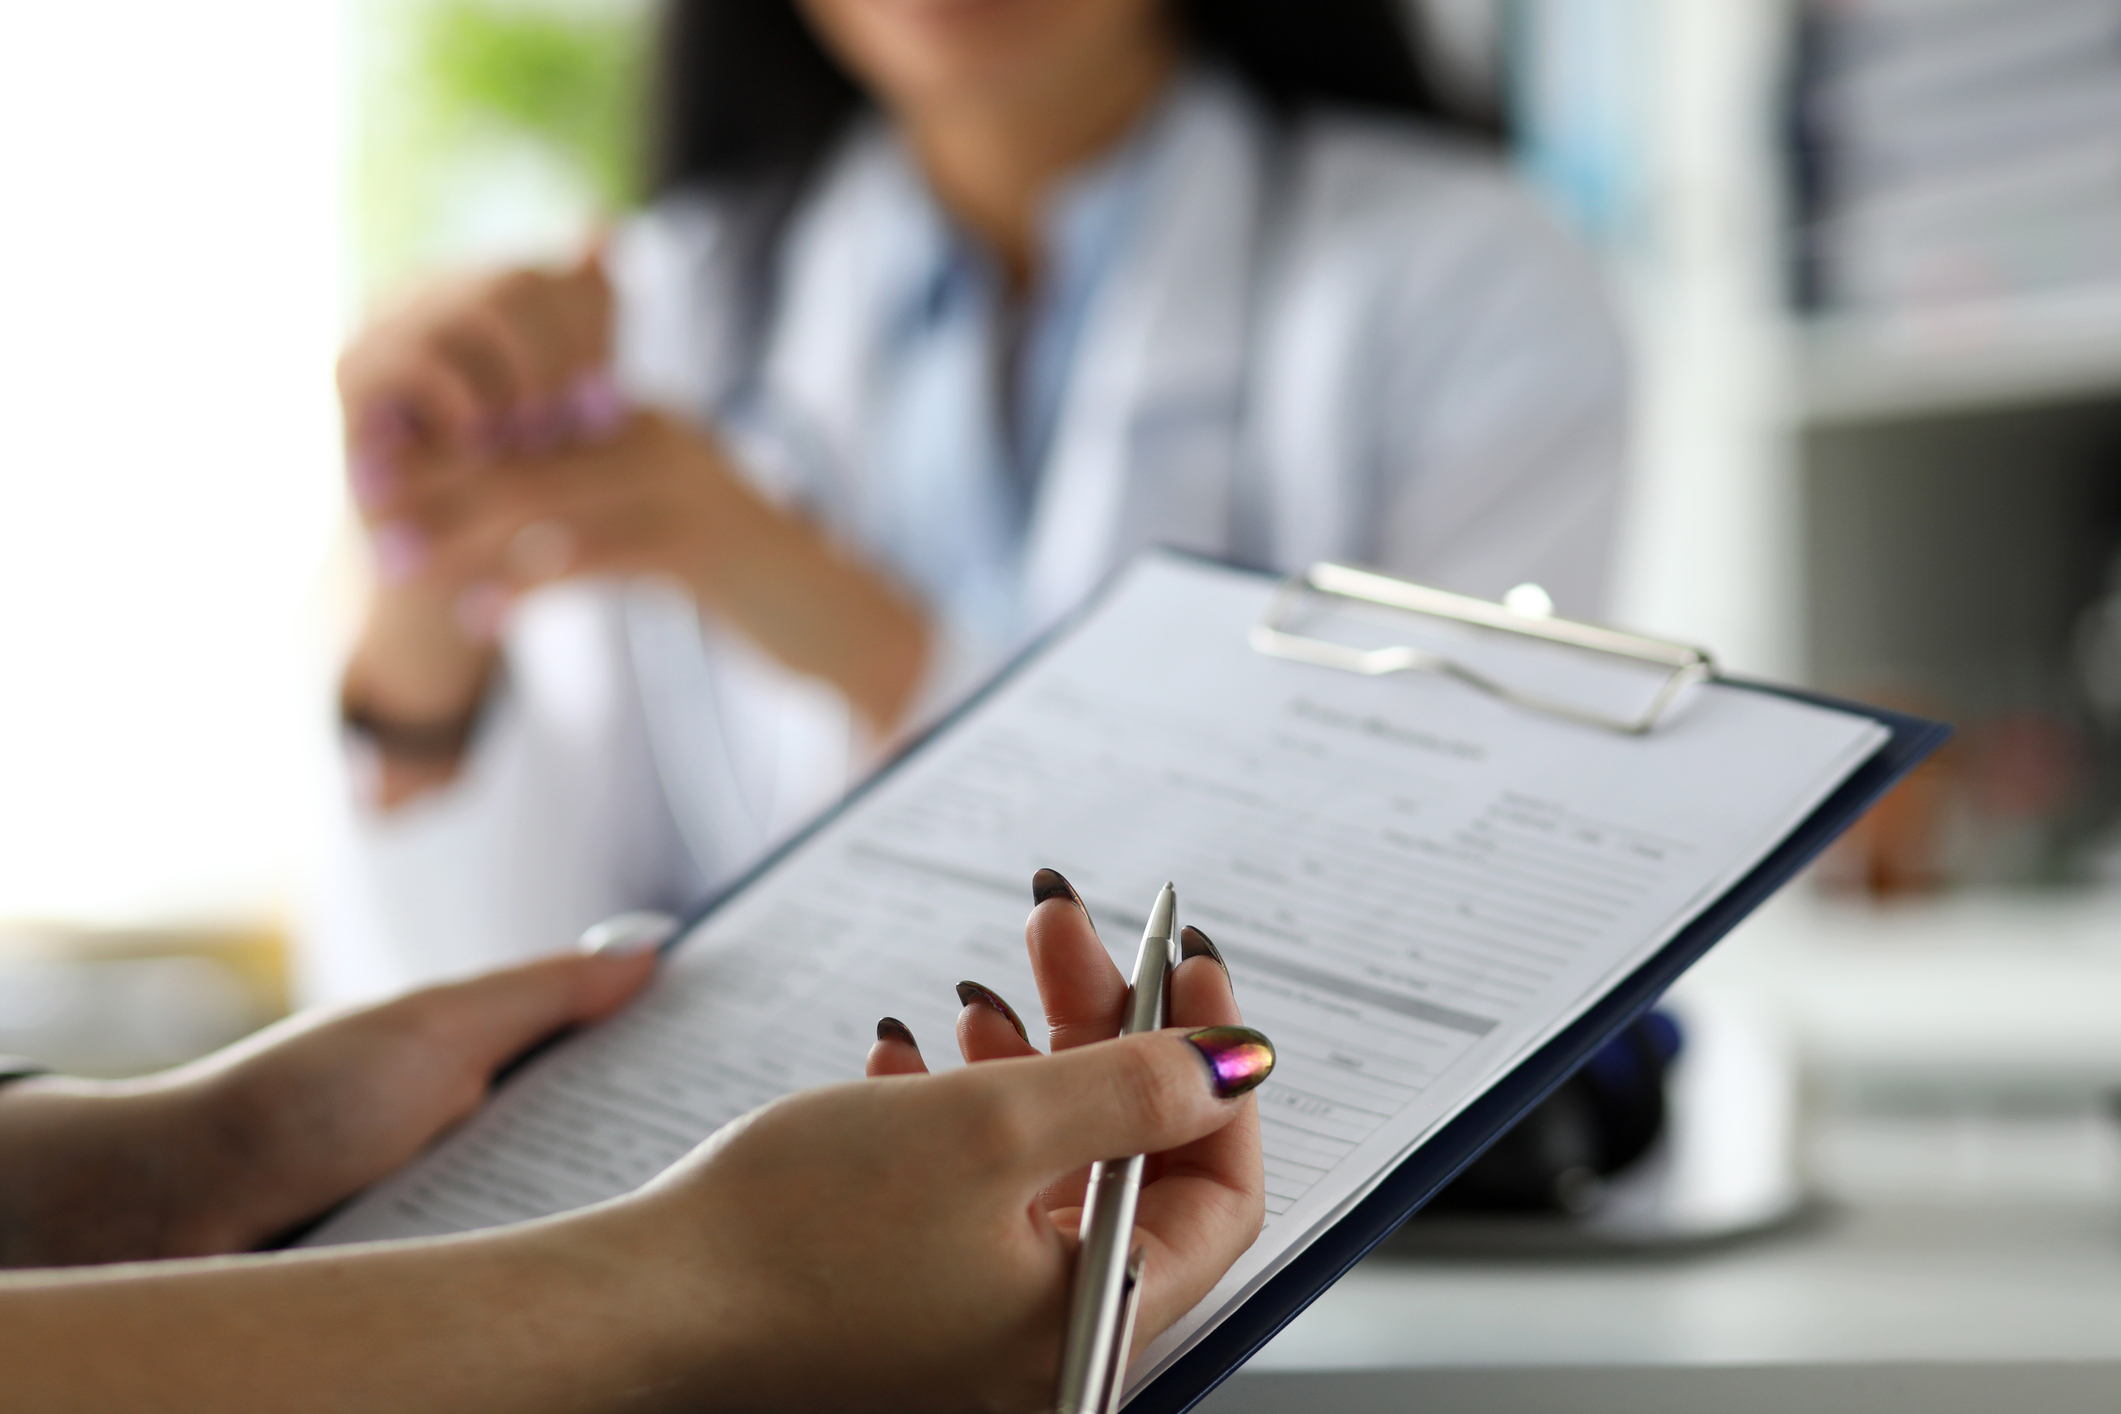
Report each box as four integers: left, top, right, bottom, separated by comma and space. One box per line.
1120, 558, 1947, 1413
298, 550, 1946, 1410
797, 552, 1940, 1413
671, 551, 1945, 1414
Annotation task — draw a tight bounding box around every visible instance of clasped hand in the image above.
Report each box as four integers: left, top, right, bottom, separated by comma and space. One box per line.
336, 250, 932, 772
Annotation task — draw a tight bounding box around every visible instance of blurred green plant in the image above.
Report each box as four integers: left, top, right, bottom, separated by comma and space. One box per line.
422, 0, 647, 212
352, 0, 649, 299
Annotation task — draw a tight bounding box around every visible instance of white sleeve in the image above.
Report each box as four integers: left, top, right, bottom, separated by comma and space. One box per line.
300, 583, 700, 1005
1368, 181, 1631, 619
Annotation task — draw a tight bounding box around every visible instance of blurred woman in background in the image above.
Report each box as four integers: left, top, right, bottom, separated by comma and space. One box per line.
317, 0, 1628, 999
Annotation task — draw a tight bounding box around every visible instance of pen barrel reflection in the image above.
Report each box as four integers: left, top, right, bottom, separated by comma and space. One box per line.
1056, 1153, 1147, 1414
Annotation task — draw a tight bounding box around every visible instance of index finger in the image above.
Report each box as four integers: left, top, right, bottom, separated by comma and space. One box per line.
1025, 868, 1126, 1051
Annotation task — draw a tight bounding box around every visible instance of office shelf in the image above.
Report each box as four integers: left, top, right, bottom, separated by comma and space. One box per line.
1690, 888, 2121, 1097
1800, 286, 2121, 426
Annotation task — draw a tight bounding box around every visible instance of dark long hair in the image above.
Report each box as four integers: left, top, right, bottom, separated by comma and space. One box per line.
649, 0, 1471, 196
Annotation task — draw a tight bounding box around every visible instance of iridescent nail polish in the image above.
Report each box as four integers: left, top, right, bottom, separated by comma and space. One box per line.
955, 980, 1029, 1042
1186, 1026, 1275, 1098
876, 1016, 918, 1047
1035, 869, 1085, 911
1031, 867, 1080, 908
1179, 925, 1227, 973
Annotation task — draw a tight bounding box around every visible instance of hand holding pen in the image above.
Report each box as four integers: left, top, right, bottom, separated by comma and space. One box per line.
864, 868, 1274, 1410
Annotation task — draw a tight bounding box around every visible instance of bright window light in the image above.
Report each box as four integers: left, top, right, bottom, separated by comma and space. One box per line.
0, 3, 347, 926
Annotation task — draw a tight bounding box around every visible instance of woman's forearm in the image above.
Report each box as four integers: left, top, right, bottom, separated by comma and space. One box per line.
677, 434, 933, 736
0, 1216, 714, 1414
342, 584, 503, 807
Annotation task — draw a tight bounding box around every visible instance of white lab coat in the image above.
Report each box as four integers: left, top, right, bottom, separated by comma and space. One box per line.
304, 75, 1629, 1003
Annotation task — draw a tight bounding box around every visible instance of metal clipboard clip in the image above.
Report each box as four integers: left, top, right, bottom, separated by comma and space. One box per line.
1249, 562, 1716, 735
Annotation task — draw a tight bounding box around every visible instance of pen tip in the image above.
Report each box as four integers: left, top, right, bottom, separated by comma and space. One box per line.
1146, 882, 1177, 941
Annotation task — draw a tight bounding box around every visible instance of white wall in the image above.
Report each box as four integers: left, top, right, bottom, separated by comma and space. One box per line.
1609, 0, 1801, 682
0, 3, 346, 925
1516, 0, 1801, 679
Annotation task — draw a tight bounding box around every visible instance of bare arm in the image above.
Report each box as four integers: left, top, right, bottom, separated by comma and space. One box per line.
0, 1219, 705, 1414
0, 882, 1269, 1414
337, 252, 934, 808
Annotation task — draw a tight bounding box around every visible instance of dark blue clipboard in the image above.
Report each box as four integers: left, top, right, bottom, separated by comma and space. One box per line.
347, 550, 1921, 1408
642, 550, 1949, 1413
1127, 676, 1946, 1413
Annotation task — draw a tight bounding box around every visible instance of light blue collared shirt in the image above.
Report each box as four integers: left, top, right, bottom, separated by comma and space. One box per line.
863, 98, 1171, 656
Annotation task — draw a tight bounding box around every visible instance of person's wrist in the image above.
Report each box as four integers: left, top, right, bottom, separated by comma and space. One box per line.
550, 1194, 768, 1407
348, 585, 498, 724
342, 597, 500, 802
0, 1076, 227, 1266
661, 429, 933, 736
341, 687, 485, 762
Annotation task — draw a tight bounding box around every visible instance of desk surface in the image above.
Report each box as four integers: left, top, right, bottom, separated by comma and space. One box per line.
1194, 1196, 2121, 1410
1199, 1361, 2121, 1414
1244, 1197, 2121, 1371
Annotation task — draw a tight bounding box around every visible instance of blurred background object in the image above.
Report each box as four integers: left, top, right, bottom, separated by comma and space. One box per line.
1790, 0, 2121, 320
0, 922, 286, 1078
352, 0, 649, 295
0, 1, 342, 1072
1788, 0, 2121, 895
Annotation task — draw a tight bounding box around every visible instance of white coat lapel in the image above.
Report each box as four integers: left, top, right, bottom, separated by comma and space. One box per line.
1021, 76, 1268, 628
744, 123, 922, 524
624, 134, 912, 883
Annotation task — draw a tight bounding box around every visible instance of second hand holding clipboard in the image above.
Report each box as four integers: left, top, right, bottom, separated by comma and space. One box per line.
296, 551, 1944, 1413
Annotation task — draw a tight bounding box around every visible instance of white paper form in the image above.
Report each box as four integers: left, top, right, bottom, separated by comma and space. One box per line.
301, 554, 1886, 1385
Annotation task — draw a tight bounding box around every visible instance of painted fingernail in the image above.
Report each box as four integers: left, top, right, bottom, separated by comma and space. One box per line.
567, 370, 627, 440
347, 450, 397, 509
577, 910, 677, 956
1185, 1026, 1276, 1098
1180, 925, 1227, 973
1031, 867, 1080, 907
955, 980, 1029, 1042
876, 1016, 918, 1047
372, 522, 427, 581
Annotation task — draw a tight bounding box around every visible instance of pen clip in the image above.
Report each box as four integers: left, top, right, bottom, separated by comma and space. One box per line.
1094, 1245, 1147, 1414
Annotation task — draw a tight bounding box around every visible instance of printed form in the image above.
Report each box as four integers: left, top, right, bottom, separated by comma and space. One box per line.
304, 554, 1886, 1390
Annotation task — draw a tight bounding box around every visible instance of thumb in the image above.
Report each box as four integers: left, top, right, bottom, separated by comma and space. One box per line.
971, 1027, 1275, 1183
416, 946, 659, 1072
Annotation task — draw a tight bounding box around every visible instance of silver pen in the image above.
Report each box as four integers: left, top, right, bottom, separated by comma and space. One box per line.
1054, 881, 1178, 1414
